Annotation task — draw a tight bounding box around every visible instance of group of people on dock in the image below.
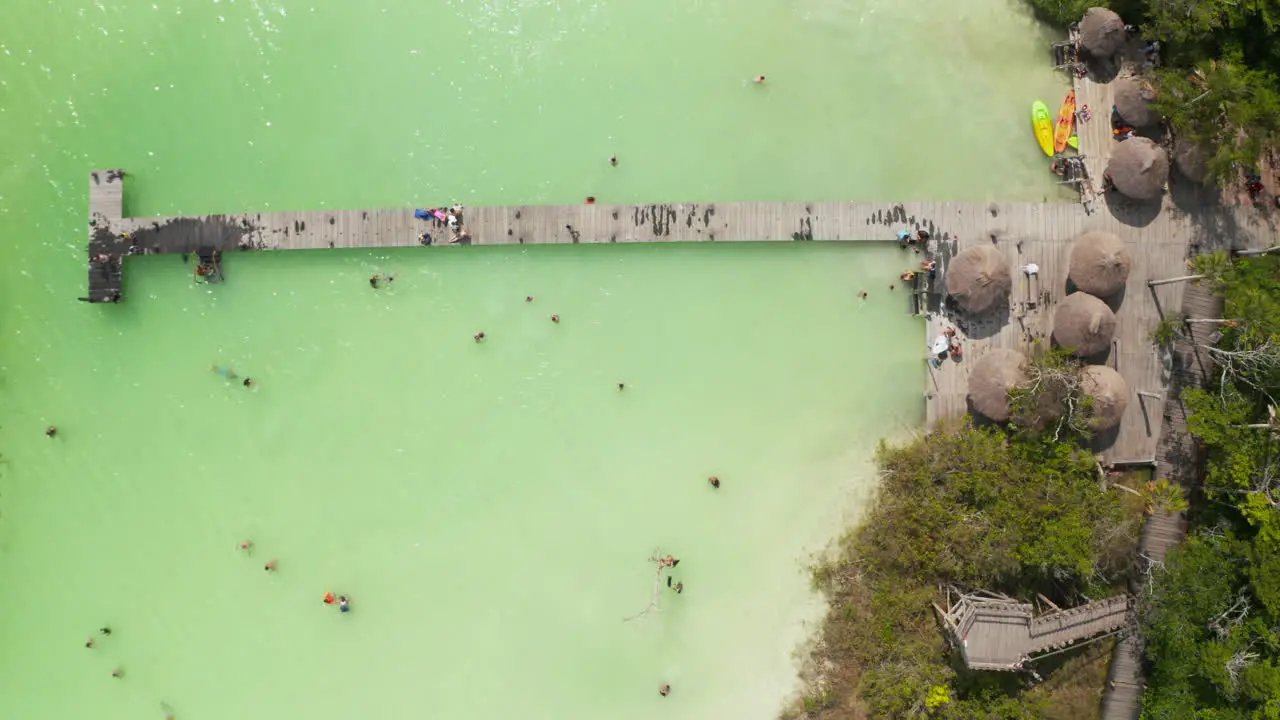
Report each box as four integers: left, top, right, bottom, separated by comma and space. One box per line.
414, 203, 469, 245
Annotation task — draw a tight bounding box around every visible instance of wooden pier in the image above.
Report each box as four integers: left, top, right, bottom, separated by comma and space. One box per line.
87, 171, 1276, 467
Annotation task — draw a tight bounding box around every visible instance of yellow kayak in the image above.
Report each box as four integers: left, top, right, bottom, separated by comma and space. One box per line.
1032, 100, 1054, 157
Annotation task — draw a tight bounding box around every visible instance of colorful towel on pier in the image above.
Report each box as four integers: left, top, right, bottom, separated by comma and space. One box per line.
414, 209, 431, 220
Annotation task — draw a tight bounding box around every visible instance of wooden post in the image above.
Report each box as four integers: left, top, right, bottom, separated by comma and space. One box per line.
1148, 274, 1205, 287
1037, 593, 1062, 612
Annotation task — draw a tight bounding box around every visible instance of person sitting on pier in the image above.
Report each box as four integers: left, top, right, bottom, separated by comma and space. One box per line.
920, 259, 937, 281
896, 230, 914, 247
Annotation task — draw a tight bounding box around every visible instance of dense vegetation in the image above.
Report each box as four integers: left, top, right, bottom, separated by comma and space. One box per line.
792, 413, 1142, 719
1139, 253, 1280, 718
1025, 0, 1280, 184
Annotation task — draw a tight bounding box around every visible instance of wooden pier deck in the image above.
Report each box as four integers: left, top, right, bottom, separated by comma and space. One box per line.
88, 171, 1276, 466
939, 593, 1132, 671
1071, 60, 1116, 211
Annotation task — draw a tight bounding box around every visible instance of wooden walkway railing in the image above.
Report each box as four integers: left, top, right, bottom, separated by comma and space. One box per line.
937, 592, 1132, 671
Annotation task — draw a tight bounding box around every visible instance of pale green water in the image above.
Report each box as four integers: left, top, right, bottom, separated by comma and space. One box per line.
0, 0, 1065, 718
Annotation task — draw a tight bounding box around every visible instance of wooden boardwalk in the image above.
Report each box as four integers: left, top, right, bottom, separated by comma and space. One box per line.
939, 592, 1132, 671
1071, 57, 1115, 212
1098, 281, 1221, 720
88, 171, 1276, 465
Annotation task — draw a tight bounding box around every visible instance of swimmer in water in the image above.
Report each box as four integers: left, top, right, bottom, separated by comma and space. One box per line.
264, 560, 277, 572
100, 627, 112, 636
211, 365, 238, 380
610, 155, 618, 166
239, 540, 253, 553
618, 382, 625, 391
85, 638, 95, 649
369, 275, 379, 289
243, 378, 254, 388
659, 683, 671, 697
474, 331, 486, 342
858, 291, 867, 300
46, 426, 57, 438
675, 582, 683, 594
551, 314, 560, 323
338, 595, 350, 613
709, 476, 720, 489
753, 75, 765, 83
111, 667, 124, 679
526, 296, 534, 302
324, 592, 337, 605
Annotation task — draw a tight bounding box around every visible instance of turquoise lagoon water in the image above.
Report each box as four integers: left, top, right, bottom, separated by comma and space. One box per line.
0, 0, 1066, 718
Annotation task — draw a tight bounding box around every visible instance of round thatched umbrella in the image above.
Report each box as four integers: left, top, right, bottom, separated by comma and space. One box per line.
968, 349, 1028, 422
1054, 292, 1117, 356
1174, 138, 1209, 183
1080, 364, 1130, 431
1106, 137, 1169, 201
1069, 231, 1131, 298
1079, 7, 1125, 58
1114, 77, 1159, 128
945, 245, 1012, 314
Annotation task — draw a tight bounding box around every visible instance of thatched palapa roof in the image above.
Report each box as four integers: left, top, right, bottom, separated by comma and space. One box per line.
1079, 7, 1125, 58
1114, 77, 1160, 128
1080, 365, 1130, 431
968, 348, 1028, 422
1053, 292, 1117, 357
945, 245, 1012, 314
1174, 138, 1209, 183
1068, 231, 1132, 298
1106, 137, 1169, 201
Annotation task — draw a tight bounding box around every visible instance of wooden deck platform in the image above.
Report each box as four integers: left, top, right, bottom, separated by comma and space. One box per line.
939, 592, 1132, 671
88, 171, 1277, 466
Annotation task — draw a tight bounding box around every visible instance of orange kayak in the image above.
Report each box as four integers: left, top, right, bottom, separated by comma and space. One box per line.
1054, 90, 1076, 154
